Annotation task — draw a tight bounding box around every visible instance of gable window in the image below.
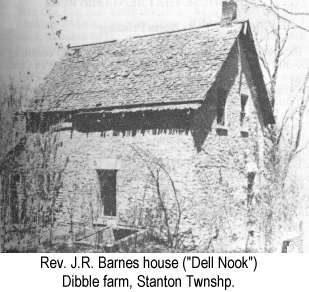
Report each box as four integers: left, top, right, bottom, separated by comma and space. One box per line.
240, 94, 249, 126
97, 169, 117, 216
217, 88, 227, 126
247, 171, 255, 193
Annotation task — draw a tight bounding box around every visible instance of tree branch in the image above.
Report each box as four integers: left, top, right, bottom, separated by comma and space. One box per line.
270, 0, 309, 16
241, 0, 309, 32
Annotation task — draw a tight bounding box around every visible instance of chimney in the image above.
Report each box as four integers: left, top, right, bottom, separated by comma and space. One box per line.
221, 0, 237, 25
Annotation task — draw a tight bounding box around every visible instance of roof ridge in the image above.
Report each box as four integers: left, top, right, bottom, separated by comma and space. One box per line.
69, 39, 117, 49
32, 20, 248, 114
133, 22, 220, 39
69, 20, 245, 49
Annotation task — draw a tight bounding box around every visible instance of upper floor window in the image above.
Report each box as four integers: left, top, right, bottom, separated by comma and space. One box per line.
97, 169, 117, 216
247, 171, 255, 193
217, 87, 227, 126
240, 94, 248, 126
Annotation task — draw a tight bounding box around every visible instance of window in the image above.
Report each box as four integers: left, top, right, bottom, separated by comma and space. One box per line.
247, 171, 255, 193
97, 169, 117, 216
217, 88, 227, 126
240, 94, 248, 126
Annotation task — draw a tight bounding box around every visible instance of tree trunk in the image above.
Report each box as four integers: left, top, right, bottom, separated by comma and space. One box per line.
245, 189, 257, 252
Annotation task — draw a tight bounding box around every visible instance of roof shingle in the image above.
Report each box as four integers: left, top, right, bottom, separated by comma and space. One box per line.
32, 22, 244, 112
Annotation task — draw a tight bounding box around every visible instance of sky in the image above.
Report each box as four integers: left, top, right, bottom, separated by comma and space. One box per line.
0, 1, 308, 103
0, 1, 308, 84
0, 0, 309, 190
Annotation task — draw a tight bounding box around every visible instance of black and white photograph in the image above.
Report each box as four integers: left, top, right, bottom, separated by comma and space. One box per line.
0, 0, 309, 254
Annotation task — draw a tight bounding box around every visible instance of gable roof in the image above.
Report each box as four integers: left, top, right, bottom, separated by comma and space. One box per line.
31, 22, 244, 112
29, 20, 274, 124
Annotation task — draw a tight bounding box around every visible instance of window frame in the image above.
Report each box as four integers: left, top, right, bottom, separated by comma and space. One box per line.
217, 87, 227, 127
96, 169, 117, 217
240, 93, 249, 126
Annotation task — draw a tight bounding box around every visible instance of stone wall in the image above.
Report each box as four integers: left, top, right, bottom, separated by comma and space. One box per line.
52, 43, 266, 252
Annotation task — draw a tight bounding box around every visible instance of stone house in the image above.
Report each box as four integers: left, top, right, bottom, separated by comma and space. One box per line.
3, 1, 275, 251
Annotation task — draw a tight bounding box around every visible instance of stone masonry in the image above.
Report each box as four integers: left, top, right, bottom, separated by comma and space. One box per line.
53, 40, 266, 252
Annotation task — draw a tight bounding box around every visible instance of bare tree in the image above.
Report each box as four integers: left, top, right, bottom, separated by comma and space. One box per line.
252, 14, 309, 250
0, 81, 69, 251
255, 16, 292, 109
23, 129, 69, 248
45, 0, 68, 49
130, 145, 183, 249
240, 0, 309, 32
0, 82, 25, 161
0, 81, 26, 251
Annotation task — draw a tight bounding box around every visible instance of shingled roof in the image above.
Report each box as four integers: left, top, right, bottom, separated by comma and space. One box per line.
31, 22, 245, 112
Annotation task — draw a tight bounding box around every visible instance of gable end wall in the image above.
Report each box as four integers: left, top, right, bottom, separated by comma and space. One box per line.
49, 41, 266, 252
